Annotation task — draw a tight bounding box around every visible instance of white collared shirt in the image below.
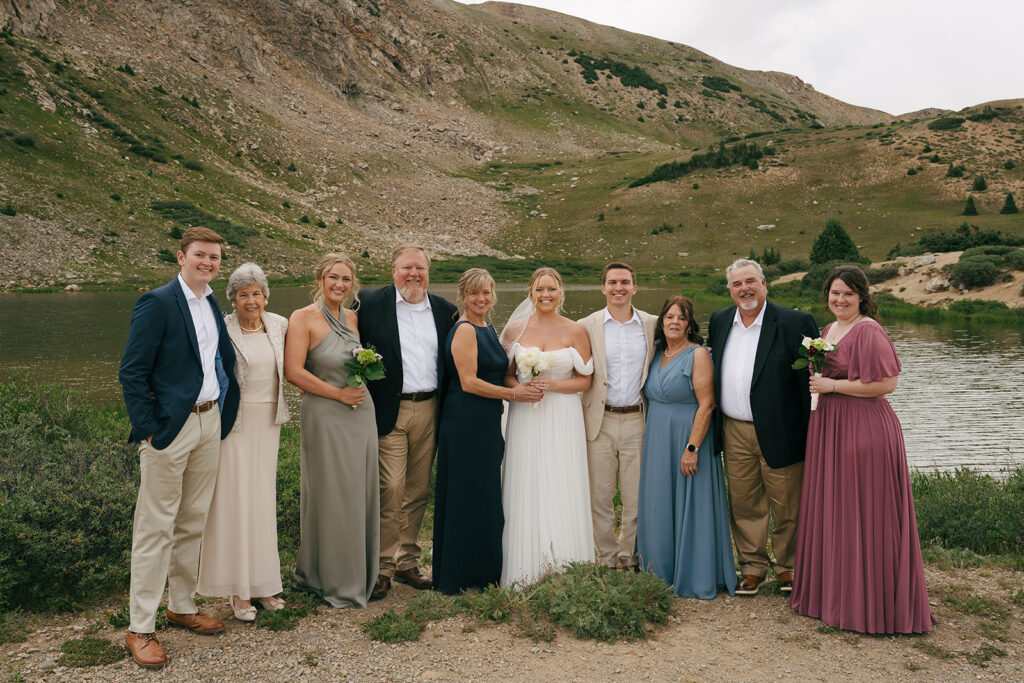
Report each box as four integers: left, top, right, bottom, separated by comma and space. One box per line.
602, 307, 647, 407
177, 274, 221, 404
719, 304, 767, 422
395, 287, 438, 393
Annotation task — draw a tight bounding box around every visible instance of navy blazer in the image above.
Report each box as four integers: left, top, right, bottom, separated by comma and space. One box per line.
707, 300, 819, 469
119, 278, 240, 450
355, 285, 458, 436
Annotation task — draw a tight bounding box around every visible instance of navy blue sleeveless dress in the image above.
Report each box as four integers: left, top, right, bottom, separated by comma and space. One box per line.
432, 320, 507, 594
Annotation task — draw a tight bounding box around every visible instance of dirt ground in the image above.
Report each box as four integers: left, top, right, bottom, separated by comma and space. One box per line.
3, 562, 1022, 681
771, 252, 1024, 309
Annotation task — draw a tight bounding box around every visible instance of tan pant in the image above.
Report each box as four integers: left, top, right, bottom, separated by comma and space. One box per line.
378, 397, 437, 577
723, 416, 803, 577
129, 410, 221, 633
586, 411, 645, 568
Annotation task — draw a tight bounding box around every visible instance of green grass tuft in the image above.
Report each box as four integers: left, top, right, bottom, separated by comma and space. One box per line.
57, 637, 125, 667
362, 610, 422, 643
0, 610, 30, 644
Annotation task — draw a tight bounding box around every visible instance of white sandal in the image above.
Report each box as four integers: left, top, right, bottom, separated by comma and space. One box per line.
257, 596, 286, 611
230, 596, 257, 622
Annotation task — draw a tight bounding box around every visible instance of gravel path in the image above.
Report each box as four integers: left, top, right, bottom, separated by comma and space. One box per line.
4, 564, 1022, 681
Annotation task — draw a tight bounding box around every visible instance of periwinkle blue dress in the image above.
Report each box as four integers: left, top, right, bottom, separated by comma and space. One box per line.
637, 345, 736, 599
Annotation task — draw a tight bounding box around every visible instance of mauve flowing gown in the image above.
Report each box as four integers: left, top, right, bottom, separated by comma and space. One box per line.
789, 319, 935, 634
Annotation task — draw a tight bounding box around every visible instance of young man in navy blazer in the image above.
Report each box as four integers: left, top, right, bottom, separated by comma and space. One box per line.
118, 227, 240, 668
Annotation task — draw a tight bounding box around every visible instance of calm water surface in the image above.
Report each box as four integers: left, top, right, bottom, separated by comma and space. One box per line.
1, 284, 1021, 473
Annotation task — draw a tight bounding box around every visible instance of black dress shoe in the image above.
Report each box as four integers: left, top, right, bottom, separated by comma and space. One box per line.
370, 575, 391, 601
393, 566, 432, 590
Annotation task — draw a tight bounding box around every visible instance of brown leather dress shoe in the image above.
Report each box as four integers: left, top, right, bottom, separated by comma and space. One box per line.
165, 610, 225, 635
125, 632, 167, 669
370, 575, 391, 601
777, 571, 794, 593
394, 566, 432, 590
735, 574, 767, 596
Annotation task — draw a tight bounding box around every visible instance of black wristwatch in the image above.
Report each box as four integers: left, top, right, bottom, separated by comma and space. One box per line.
685, 444, 697, 453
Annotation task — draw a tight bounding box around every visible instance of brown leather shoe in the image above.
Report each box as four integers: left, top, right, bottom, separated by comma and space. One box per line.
165, 610, 224, 635
735, 574, 767, 596
370, 574, 391, 601
777, 571, 794, 593
125, 632, 167, 669
394, 566, 432, 590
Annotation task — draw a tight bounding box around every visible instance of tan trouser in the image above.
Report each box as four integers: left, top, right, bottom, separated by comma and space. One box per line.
378, 397, 437, 577
586, 410, 645, 568
723, 416, 804, 577
129, 410, 221, 633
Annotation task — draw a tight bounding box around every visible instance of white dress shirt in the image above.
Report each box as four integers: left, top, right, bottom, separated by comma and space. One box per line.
719, 304, 767, 422
177, 274, 221, 404
603, 307, 647, 407
395, 288, 438, 393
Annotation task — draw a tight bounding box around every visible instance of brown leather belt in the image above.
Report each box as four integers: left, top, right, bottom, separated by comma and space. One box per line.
191, 400, 217, 414
605, 404, 642, 414
400, 390, 437, 402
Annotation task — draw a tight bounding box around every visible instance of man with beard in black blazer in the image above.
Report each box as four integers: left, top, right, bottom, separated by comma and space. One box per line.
707, 259, 818, 597
356, 245, 457, 600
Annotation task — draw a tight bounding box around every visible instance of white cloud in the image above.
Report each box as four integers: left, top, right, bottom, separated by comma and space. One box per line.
459, 0, 1023, 114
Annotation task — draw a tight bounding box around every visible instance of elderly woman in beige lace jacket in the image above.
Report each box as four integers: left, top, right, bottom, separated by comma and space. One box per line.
198, 262, 290, 621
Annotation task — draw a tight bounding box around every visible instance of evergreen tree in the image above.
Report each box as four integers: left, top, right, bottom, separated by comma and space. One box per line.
962, 196, 979, 216
1001, 192, 1019, 215
808, 219, 860, 264
972, 175, 987, 192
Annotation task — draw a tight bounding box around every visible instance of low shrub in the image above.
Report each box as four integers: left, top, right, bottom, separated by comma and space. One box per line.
928, 117, 965, 131
912, 468, 1024, 558
182, 159, 203, 171
0, 609, 30, 644
800, 260, 846, 296
947, 258, 999, 288
777, 259, 809, 275
864, 264, 900, 283
0, 377, 137, 611
12, 133, 35, 147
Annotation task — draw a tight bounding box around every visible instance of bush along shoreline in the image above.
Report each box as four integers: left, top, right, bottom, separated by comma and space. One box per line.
1, 375, 1022, 645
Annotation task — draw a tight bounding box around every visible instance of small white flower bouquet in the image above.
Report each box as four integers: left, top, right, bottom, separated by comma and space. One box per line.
515, 346, 556, 407
792, 336, 838, 411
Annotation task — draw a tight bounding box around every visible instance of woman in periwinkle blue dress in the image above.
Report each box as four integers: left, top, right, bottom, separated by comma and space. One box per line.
637, 296, 736, 599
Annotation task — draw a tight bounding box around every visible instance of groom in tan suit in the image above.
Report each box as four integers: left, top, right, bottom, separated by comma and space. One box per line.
579, 262, 657, 570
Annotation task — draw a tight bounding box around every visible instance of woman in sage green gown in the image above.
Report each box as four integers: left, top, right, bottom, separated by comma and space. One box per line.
284, 254, 379, 608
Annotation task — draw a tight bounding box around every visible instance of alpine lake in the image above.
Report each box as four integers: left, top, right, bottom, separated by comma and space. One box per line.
1, 283, 1021, 474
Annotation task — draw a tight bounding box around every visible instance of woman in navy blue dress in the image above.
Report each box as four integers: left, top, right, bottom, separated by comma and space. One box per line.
637, 296, 736, 599
432, 269, 542, 594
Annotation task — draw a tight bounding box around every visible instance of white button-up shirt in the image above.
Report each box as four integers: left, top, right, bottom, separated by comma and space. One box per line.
395, 288, 438, 393
177, 274, 221, 404
719, 304, 766, 422
603, 307, 647, 408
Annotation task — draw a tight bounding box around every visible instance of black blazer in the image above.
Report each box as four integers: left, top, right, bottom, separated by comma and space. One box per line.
119, 278, 240, 450
355, 285, 458, 436
707, 300, 819, 469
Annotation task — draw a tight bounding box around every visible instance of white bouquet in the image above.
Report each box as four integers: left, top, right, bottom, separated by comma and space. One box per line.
515, 346, 556, 397
792, 336, 838, 411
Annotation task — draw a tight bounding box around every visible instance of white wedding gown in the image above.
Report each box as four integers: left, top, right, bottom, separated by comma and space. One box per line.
500, 344, 596, 588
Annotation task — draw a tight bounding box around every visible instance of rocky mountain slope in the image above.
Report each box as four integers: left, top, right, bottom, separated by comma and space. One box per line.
0, 0, 1020, 288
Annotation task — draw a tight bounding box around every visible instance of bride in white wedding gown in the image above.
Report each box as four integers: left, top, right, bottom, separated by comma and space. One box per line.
499, 267, 595, 588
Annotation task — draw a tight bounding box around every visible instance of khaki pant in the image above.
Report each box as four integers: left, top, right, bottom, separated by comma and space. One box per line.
586, 411, 645, 568
723, 416, 803, 577
378, 397, 437, 577
129, 410, 221, 633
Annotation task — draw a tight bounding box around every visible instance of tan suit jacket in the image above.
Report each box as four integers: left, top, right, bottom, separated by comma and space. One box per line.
224, 311, 291, 431
578, 308, 657, 442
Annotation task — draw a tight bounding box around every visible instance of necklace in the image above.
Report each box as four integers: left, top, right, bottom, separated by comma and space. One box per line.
240, 319, 264, 333
663, 342, 692, 359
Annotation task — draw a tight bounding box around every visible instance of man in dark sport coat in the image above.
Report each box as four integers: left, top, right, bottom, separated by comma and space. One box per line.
355, 245, 457, 600
708, 258, 818, 596
118, 227, 239, 668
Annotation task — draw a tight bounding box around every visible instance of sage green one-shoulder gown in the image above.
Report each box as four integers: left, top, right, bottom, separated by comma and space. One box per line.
293, 304, 380, 608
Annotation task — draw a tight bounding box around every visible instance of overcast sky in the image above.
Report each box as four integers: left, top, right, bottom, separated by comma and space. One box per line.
459, 0, 1021, 115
